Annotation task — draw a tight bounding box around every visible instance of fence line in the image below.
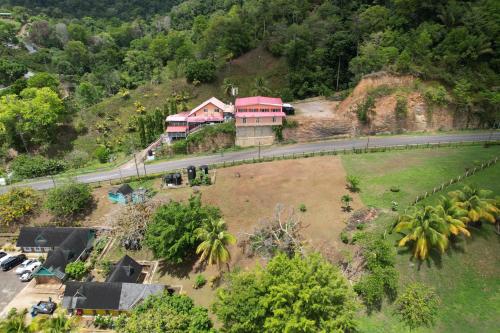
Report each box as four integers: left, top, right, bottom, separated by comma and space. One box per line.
408, 156, 498, 207
85, 140, 498, 188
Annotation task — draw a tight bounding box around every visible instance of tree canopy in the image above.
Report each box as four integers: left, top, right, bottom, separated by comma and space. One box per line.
213, 253, 357, 333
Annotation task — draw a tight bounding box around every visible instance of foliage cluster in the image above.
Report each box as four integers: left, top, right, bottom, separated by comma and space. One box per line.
394, 282, 440, 330
213, 253, 357, 333
10, 155, 66, 179
0, 187, 39, 227
64, 260, 88, 280
45, 182, 93, 219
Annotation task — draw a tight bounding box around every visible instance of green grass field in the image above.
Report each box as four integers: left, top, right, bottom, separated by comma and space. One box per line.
342, 146, 500, 333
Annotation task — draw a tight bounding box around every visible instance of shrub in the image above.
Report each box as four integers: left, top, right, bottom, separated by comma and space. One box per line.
354, 266, 398, 312
65, 150, 89, 169
423, 85, 449, 106
172, 140, 187, 154
346, 175, 361, 192
94, 315, 115, 329
0, 188, 39, 227
389, 186, 400, 192
394, 283, 439, 330
46, 182, 93, 219
355, 95, 376, 124
99, 260, 113, 278
298, 203, 307, 212
65, 260, 88, 280
10, 155, 66, 179
356, 223, 366, 230
185, 59, 216, 83
194, 274, 207, 289
95, 146, 110, 163
340, 231, 349, 244
395, 96, 407, 119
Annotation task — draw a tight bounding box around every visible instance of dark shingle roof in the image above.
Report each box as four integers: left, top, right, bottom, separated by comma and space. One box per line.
16, 227, 94, 248
63, 281, 122, 310
38, 229, 95, 279
109, 184, 133, 196
62, 281, 165, 311
106, 255, 142, 283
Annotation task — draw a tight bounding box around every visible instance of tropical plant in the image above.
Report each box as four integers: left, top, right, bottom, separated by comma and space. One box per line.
435, 196, 471, 238
0, 308, 30, 333
251, 76, 272, 96
394, 283, 439, 330
195, 219, 236, 269
145, 195, 221, 264
221, 78, 235, 97
341, 194, 353, 212
65, 260, 88, 280
346, 175, 361, 192
448, 186, 499, 227
213, 253, 357, 333
394, 206, 449, 260
46, 182, 93, 219
30, 309, 79, 333
0, 187, 39, 227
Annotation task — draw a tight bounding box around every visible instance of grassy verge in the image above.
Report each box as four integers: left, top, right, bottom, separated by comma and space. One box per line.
342, 146, 500, 333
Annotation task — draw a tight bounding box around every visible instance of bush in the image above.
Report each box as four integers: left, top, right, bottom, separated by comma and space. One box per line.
99, 260, 113, 278
172, 140, 187, 154
346, 175, 361, 192
389, 186, 400, 192
423, 85, 449, 106
65, 150, 89, 169
394, 283, 439, 330
46, 183, 93, 219
395, 96, 407, 119
354, 266, 398, 312
355, 95, 376, 124
10, 155, 66, 179
0, 188, 39, 227
65, 260, 88, 280
340, 231, 349, 244
298, 203, 307, 212
194, 274, 207, 289
185, 59, 216, 83
95, 146, 110, 164
94, 315, 115, 329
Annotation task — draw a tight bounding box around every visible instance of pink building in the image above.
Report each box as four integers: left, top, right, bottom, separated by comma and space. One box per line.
166, 97, 233, 140
235, 96, 286, 146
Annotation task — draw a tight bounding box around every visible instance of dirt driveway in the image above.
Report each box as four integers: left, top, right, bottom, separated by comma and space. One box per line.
293, 97, 339, 118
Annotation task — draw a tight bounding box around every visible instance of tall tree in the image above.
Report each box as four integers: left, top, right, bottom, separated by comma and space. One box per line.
195, 219, 236, 269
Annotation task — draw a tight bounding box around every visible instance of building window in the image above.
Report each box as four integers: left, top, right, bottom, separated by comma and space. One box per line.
272, 117, 276, 123
256, 118, 260, 123
34, 247, 41, 252
24, 247, 31, 252
204, 108, 208, 113
242, 118, 247, 124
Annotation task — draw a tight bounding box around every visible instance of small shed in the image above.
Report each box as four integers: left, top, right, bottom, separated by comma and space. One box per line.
108, 184, 134, 204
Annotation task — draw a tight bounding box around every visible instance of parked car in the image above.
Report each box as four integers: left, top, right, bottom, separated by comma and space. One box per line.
31, 298, 56, 316
20, 271, 33, 282
0, 251, 6, 260
0, 254, 13, 266
282, 103, 295, 115
1, 254, 27, 271
15, 259, 41, 275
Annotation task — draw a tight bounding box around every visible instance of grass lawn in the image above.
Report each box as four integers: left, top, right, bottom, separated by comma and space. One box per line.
342, 146, 500, 333
341, 145, 500, 209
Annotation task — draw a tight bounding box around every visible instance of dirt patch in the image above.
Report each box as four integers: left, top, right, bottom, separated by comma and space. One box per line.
293, 97, 339, 118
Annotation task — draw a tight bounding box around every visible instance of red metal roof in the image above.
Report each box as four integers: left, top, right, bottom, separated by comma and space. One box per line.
166, 126, 188, 133
235, 96, 283, 107
235, 112, 286, 118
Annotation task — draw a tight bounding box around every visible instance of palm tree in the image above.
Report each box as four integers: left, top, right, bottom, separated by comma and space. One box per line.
251, 76, 272, 96
394, 206, 449, 260
195, 219, 236, 269
0, 308, 31, 333
341, 194, 353, 212
221, 78, 235, 98
435, 196, 471, 238
30, 310, 79, 333
448, 186, 499, 227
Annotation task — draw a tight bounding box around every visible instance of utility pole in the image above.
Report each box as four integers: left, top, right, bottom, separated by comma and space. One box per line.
133, 154, 140, 178
258, 142, 261, 159
366, 136, 370, 150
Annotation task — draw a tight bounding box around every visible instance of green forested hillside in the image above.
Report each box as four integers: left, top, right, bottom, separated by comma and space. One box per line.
0, 0, 498, 176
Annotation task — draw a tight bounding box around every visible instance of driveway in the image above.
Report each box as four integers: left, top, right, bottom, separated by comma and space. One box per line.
0, 269, 27, 316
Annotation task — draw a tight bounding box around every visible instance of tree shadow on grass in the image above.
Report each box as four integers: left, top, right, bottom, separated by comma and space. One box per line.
157, 252, 198, 279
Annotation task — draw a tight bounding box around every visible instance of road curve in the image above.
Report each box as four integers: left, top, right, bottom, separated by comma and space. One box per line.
2, 132, 500, 193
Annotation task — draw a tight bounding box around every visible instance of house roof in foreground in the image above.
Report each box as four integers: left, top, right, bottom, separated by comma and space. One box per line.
62, 281, 165, 311
187, 97, 227, 117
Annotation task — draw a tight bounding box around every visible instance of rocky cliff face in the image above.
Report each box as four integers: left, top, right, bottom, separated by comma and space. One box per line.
285, 73, 483, 142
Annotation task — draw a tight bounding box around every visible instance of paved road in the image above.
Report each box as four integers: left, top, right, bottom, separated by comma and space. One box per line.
3, 132, 500, 192
0, 269, 26, 315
